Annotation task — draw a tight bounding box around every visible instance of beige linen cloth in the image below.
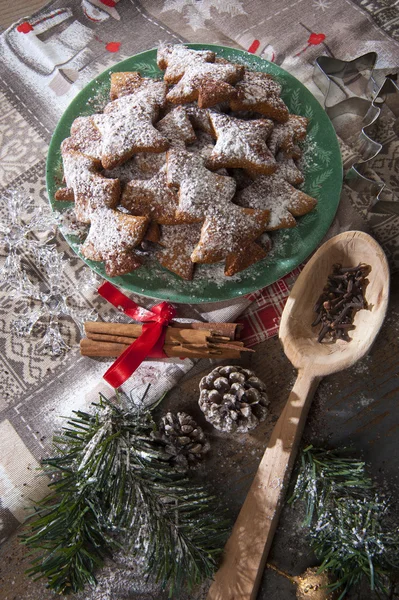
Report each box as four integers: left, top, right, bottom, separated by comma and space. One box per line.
0, 0, 398, 570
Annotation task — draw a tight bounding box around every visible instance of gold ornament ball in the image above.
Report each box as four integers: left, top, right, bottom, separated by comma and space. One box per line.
296, 568, 338, 600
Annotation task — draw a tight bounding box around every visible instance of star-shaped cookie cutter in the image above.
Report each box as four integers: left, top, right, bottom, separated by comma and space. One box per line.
313, 53, 399, 215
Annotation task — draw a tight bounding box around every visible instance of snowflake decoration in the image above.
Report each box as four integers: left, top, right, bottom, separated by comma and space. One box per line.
313, 0, 331, 11
162, 0, 246, 31
0, 191, 55, 285
11, 246, 98, 355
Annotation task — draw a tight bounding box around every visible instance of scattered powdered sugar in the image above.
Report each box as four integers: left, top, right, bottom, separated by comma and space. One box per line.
356, 394, 375, 408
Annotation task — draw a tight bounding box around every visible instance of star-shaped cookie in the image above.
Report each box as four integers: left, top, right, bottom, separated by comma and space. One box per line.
80, 208, 149, 277
92, 80, 169, 169
207, 112, 276, 175
157, 43, 216, 83
158, 44, 244, 108
267, 114, 308, 157
166, 148, 237, 222
104, 152, 165, 184
230, 70, 289, 123
157, 223, 202, 280
55, 144, 120, 224
185, 104, 213, 134
109, 71, 145, 100
65, 116, 102, 160
191, 204, 270, 276
121, 168, 190, 225
167, 60, 245, 108
236, 173, 317, 230
156, 106, 197, 146
276, 153, 304, 186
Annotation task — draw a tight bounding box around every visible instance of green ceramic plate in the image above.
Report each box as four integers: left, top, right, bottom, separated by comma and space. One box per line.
46, 44, 342, 304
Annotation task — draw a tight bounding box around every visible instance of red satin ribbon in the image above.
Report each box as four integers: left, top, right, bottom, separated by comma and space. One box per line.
98, 282, 176, 388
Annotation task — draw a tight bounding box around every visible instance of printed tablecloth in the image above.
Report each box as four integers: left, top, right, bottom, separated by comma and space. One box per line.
0, 0, 398, 555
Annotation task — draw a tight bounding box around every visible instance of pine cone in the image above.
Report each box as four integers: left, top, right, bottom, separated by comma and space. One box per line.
199, 365, 269, 433
153, 412, 210, 469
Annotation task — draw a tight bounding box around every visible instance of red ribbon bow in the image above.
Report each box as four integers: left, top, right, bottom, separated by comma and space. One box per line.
98, 282, 176, 388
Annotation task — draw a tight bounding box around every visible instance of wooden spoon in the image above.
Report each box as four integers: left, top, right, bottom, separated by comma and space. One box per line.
207, 231, 389, 600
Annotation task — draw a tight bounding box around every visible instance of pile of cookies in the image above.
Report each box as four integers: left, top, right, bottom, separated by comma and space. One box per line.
55, 44, 317, 280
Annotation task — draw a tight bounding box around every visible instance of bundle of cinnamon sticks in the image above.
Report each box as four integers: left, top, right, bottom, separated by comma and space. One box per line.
80, 321, 253, 360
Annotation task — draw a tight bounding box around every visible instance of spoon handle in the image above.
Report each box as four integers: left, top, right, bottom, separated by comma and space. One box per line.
207, 368, 321, 600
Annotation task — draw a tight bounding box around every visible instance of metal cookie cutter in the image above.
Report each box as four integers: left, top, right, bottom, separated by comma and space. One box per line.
313, 53, 399, 216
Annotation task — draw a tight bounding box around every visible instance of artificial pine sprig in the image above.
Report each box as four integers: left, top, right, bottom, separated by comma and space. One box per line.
289, 445, 399, 599
21, 395, 229, 597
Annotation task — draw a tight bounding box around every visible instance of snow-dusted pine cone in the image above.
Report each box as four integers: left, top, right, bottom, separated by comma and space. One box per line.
153, 412, 210, 469
199, 365, 269, 433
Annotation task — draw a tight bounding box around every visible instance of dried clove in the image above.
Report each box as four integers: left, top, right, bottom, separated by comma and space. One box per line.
312, 263, 370, 343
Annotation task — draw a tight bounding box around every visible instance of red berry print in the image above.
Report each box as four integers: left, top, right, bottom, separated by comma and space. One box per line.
17, 22, 33, 33
295, 31, 326, 57
106, 42, 121, 53
248, 40, 260, 54
308, 33, 325, 45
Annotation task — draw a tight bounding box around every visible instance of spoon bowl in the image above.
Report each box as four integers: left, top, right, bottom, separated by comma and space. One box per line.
208, 231, 389, 600
280, 230, 389, 376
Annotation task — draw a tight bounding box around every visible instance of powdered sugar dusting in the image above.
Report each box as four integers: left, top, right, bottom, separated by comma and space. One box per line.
236, 172, 316, 230
208, 112, 276, 173
93, 81, 169, 169
167, 148, 236, 220
231, 69, 289, 122
60, 148, 120, 223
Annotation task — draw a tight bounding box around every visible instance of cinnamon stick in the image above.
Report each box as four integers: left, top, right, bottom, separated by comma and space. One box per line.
81, 320, 251, 361
84, 322, 211, 345
84, 321, 240, 342
80, 338, 243, 359
170, 321, 241, 340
